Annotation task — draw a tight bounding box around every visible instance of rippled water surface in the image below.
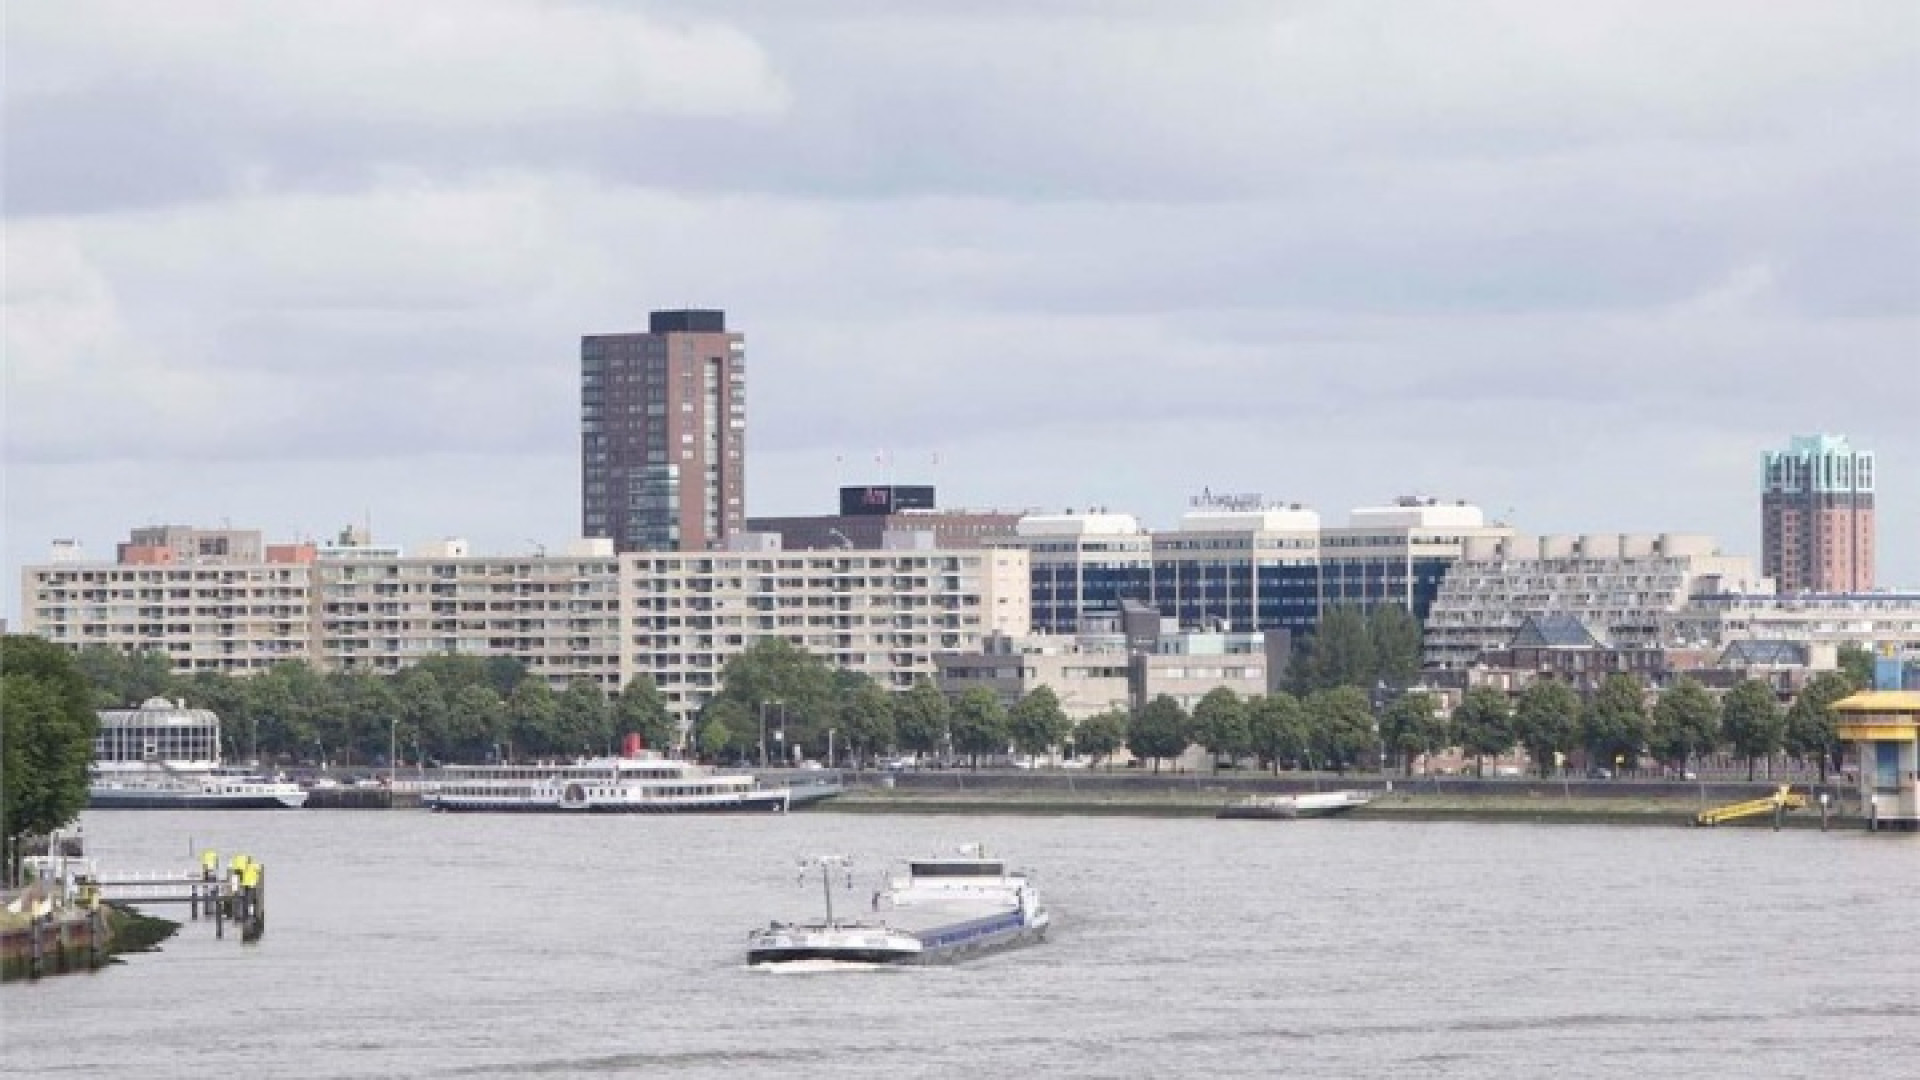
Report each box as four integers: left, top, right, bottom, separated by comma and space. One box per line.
5, 810, 1914, 1079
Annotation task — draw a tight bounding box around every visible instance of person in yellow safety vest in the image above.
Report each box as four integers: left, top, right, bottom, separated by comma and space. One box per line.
242, 862, 261, 891
201, 850, 219, 879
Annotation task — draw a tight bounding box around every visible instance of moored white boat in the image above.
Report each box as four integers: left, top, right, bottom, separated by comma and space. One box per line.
1216, 789, 1374, 820
423, 753, 836, 813
746, 845, 1049, 968
89, 771, 310, 810
88, 698, 307, 809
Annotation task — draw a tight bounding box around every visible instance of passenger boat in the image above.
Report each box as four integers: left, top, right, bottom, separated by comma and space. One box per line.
423, 753, 838, 813
746, 845, 1050, 968
88, 698, 307, 809
90, 770, 310, 810
1216, 789, 1374, 820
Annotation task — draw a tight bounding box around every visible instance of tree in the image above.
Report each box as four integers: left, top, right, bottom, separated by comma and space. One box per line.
714, 639, 836, 756
612, 674, 677, 756
1246, 692, 1309, 774
1368, 605, 1424, 688
1380, 691, 1448, 777
1451, 686, 1514, 777
2, 636, 100, 881
393, 670, 450, 765
835, 677, 897, 767
1292, 606, 1376, 694
1073, 709, 1127, 769
1582, 674, 1649, 776
1648, 677, 1720, 776
506, 678, 562, 757
1836, 643, 1876, 690
893, 678, 950, 760
1007, 686, 1071, 764
445, 684, 507, 763
1721, 678, 1785, 781
72, 645, 176, 709
1304, 686, 1377, 774
556, 678, 614, 757
1127, 696, 1191, 773
947, 688, 1009, 767
1511, 680, 1583, 778
1785, 671, 1856, 781
1191, 687, 1252, 768
697, 699, 750, 763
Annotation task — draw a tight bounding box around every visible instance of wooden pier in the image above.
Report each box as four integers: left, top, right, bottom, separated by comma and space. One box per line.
84, 851, 270, 942
3, 850, 270, 980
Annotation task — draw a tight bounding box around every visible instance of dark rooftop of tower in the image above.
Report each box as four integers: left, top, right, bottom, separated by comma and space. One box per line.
650, 309, 727, 334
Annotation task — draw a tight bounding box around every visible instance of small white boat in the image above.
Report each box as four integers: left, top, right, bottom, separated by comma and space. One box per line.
746, 846, 1049, 968
1217, 789, 1374, 820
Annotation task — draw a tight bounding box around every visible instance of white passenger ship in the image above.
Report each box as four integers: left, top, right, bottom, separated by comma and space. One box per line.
424, 753, 838, 813
88, 698, 308, 810
747, 845, 1050, 968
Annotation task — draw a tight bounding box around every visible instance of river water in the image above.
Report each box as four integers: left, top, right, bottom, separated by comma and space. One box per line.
4, 810, 1914, 1079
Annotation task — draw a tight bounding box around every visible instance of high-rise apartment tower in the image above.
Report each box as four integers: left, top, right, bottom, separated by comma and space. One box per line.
582, 310, 746, 552
1761, 434, 1875, 593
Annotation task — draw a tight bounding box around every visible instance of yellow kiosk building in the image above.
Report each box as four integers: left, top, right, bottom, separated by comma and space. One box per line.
1834, 690, 1920, 832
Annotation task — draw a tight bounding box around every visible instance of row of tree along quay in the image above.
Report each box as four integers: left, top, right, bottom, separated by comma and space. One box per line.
19, 617, 1877, 807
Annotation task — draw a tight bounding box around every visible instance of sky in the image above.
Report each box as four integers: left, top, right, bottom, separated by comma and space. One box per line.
5, 0, 1918, 623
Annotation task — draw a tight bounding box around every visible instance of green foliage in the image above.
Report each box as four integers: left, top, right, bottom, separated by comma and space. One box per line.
1582, 674, 1650, 774
1190, 687, 1251, 765
1368, 605, 1424, 689
394, 670, 450, 764
1291, 606, 1376, 694
73, 646, 176, 709
1305, 685, 1378, 774
1380, 691, 1448, 776
1450, 686, 1514, 775
714, 639, 836, 757
1072, 709, 1127, 768
1836, 643, 1876, 690
1648, 677, 1720, 773
503, 678, 561, 757
948, 688, 1010, 765
1007, 686, 1071, 761
1720, 678, 1785, 781
2, 636, 100, 879
892, 678, 950, 756
1127, 695, 1191, 773
556, 678, 615, 757
1246, 692, 1308, 773
698, 698, 750, 762
1785, 671, 1855, 780
445, 684, 506, 762
613, 674, 676, 755
834, 677, 898, 766
1511, 680, 1583, 777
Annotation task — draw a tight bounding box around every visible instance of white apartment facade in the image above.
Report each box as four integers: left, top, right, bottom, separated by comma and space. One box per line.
20, 528, 1032, 725
1424, 533, 1769, 668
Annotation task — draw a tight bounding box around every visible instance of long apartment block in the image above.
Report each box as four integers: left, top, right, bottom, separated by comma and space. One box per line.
19, 527, 1031, 722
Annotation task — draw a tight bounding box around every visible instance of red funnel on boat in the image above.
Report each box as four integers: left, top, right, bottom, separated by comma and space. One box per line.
623, 733, 644, 758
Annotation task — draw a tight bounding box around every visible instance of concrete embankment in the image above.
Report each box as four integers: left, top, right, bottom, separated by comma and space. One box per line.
818, 771, 1865, 829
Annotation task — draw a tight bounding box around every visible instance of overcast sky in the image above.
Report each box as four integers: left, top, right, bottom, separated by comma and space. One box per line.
6, 1, 1917, 620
